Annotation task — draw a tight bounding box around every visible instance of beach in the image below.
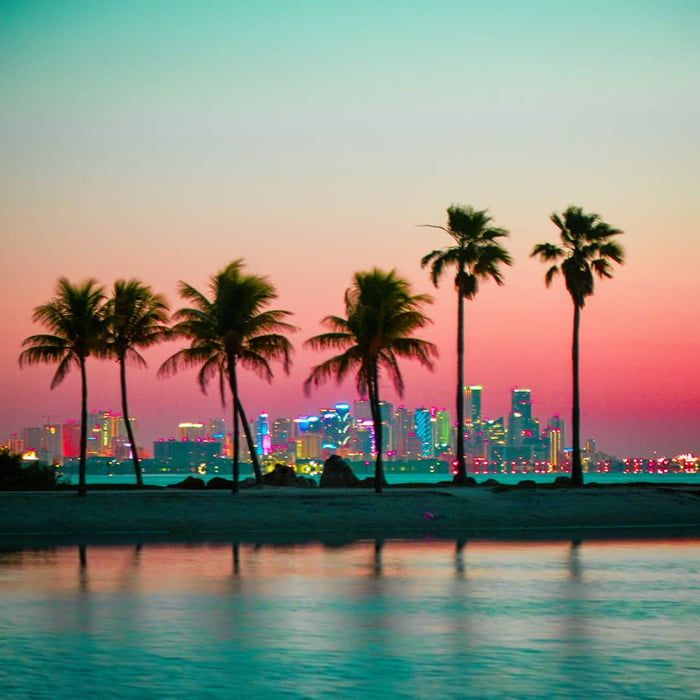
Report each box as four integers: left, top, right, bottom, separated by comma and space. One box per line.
1, 485, 699, 544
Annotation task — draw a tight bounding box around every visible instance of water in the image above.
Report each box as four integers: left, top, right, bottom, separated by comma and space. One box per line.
79, 471, 700, 488
0, 539, 698, 698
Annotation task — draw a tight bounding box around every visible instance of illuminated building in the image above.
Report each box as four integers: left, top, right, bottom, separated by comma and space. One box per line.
414, 408, 432, 457
8, 433, 24, 453
256, 413, 271, 456
153, 438, 222, 470
393, 406, 413, 455
62, 420, 80, 458
353, 399, 372, 422
41, 424, 62, 463
549, 414, 566, 451
511, 388, 533, 425
546, 426, 562, 467
296, 433, 322, 460
320, 403, 352, 450
179, 422, 205, 441
464, 386, 482, 423
484, 418, 507, 462
209, 418, 226, 440
435, 409, 451, 455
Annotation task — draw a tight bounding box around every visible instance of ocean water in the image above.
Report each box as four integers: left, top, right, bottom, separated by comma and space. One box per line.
0, 539, 698, 698
81, 470, 700, 487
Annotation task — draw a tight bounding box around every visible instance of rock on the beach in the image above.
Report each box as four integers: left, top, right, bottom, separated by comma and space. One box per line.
167, 476, 206, 490
320, 455, 361, 488
206, 477, 234, 490
263, 464, 297, 486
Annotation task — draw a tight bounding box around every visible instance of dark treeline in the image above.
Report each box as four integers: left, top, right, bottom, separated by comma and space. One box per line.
19, 205, 624, 495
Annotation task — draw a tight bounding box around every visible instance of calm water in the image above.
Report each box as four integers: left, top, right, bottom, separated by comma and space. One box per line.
83, 471, 700, 487
0, 539, 698, 698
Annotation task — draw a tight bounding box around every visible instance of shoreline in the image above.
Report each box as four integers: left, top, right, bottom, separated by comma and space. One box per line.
1, 485, 699, 545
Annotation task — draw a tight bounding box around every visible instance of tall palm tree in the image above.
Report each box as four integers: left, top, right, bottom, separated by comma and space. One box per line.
421, 206, 512, 484
19, 278, 107, 496
305, 269, 437, 494
531, 206, 624, 486
105, 279, 170, 487
159, 261, 294, 492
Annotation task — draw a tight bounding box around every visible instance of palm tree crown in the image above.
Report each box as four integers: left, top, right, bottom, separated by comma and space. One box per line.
531, 206, 624, 307
19, 278, 107, 386
421, 205, 512, 296
105, 279, 170, 487
105, 279, 170, 367
305, 269, 437, 493
159, 260, 295, 489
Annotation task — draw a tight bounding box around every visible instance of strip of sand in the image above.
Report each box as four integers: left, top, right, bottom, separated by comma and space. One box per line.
1, 486, 699, 544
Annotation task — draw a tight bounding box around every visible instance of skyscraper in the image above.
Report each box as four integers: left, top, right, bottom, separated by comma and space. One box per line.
256, 413, 271, 456
464, 386, 483, 423
414, 408, 432, 457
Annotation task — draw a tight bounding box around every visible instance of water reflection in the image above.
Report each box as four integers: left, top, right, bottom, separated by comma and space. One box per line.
0, 539, 698, 698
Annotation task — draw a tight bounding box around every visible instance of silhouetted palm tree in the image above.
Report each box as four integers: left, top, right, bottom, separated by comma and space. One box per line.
531, 206, 624, 486
421, 206, 512, 484
305, 269, 437, 494
19, 278, 107, 496
159, 261, 294, 492
105, 280, 170, 487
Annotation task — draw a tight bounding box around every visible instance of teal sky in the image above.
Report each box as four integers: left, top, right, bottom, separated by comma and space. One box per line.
1, 1, 699, 456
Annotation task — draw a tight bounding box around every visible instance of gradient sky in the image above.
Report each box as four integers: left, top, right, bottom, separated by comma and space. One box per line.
1, 0, 698, 457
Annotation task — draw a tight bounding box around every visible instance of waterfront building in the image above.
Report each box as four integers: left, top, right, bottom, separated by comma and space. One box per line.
414, 408, 432, 457
464, 385, 483, 424
255, 413, 271, 456
178, 422, 205, 441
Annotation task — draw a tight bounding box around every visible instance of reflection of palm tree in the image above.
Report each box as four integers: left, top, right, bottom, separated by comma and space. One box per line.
233, 542, 241, 576
20, 279, 107, 496
421, 207, 512, 484
455, 539, 466, 578
78, 545, 88, 594
160, 261, 295, 491
532, 207, 624, 486
305, 269, 437, 493
569, 539, 582, 581
105, 280, 170, 487
373, 539, 384, 577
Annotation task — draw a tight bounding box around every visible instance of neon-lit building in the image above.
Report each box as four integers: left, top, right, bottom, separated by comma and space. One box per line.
179, 422, 205, 441
256, 413, 271, 456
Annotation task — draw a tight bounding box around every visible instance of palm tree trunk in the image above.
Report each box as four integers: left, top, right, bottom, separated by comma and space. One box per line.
119, 358, 142, 487
454, 286, 467, 484
235, 398, 264, 485
229, 358, 240, 494
571, 302, 583, 487
78, 356, 88, 497
370, 369, 384, 494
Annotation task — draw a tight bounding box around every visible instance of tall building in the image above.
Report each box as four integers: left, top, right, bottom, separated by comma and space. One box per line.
393, 406, 413, 456
511, 389, 533, 426
41, 424, 62, 463
209, 418, 227, 440
62, 420, 80, 458
435, 409, 451, 455
548, 414, 566, 451
255, 413, 271, 456
464, 386, 483, 423
414, 408, 432, 457
353, 399, 372, 422
20, 427, 41, 454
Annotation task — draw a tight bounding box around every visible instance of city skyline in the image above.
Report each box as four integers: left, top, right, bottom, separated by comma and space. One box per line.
1, 2, 698, 459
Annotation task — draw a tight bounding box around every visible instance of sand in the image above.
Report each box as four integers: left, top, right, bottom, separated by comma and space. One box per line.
0, 485, 699, 544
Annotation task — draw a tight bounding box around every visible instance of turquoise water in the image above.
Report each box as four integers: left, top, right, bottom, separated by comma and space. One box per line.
82, 471, 700, 487
0, 539, 698, 698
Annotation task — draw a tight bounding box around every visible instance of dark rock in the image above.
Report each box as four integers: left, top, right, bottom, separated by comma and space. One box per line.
481, 478, 501, 487
263, 464, 298, 486
239, 477, 258, 489
206, 477, 234, 490
320, 455, 361, 488
167, 476, 206, 490
294, 476, 317, 488
516, 479, 537, 489
553, 476, 574, 488
452, 474, 477, 487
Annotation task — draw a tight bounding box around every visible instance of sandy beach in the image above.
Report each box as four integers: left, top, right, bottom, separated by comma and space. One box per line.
1, 485, 699, 544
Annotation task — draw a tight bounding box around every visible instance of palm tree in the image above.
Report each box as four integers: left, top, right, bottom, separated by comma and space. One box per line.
531, 206, 624, 486
19, 278, 107, 496
159, 261, 294, 492
105, 280, 170, 487
421, 206, 512, 485
305, 269, 437, 494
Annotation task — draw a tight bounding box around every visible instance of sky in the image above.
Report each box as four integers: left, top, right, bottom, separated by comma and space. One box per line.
1, 0, 698, 457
